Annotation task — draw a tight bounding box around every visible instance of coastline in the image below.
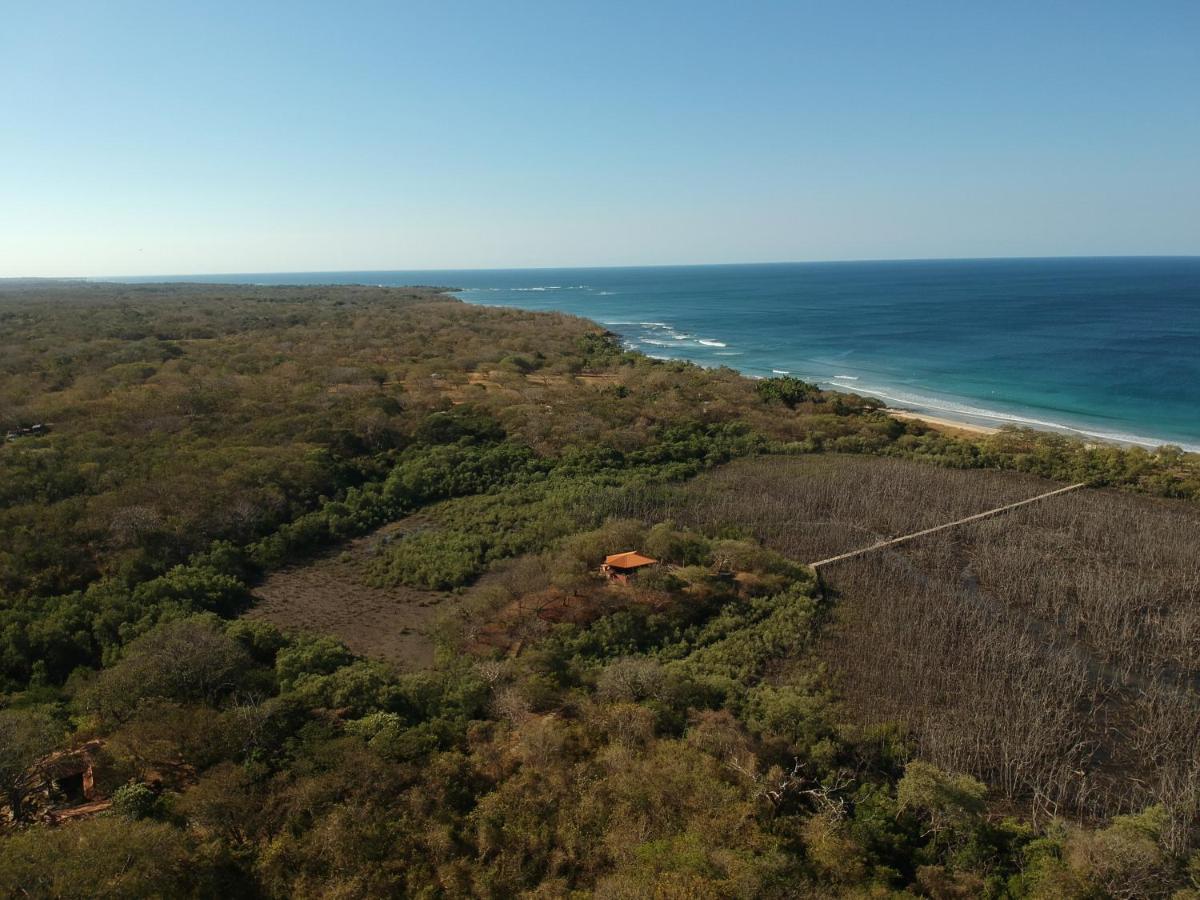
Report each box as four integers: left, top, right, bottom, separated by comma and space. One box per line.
460, 290, 1199, 454
88, 266, 1200, 454
886, 409, 1000, 439
603, 321, 1198, 453
826, 381, 1198, 452
79, 263, 1200, 454
846, 381, 1198, 452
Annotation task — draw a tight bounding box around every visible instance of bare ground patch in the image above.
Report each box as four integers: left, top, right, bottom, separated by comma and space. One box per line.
245, 519, 462, 670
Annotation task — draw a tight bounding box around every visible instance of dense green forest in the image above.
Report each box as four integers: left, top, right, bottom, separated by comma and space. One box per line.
2, 281, 1199, 898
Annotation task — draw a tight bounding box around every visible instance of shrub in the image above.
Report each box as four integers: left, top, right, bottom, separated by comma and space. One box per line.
756, 376, 820, 408
111, 781, 164, 820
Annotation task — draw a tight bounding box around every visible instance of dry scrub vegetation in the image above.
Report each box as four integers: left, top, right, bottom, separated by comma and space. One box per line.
636, 454, 1061, 562
644, 456, 1200, 840
6, 284, 1200, 896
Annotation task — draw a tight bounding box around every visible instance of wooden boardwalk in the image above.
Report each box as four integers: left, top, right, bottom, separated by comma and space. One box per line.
810, 482, 1088, 570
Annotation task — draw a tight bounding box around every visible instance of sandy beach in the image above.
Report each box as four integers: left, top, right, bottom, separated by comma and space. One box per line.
888, 409, 1000, 438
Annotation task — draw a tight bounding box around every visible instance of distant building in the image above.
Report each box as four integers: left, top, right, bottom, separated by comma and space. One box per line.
3, 740, 114, 825
600, 551, 658, 584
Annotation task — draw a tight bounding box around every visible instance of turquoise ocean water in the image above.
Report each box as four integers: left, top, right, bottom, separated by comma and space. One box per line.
126, 258, 1200, 450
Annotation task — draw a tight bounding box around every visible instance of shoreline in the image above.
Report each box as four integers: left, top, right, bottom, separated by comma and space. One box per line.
41, 266, 1198, 454
807, 378, 1200, 452
848, 390, 1196, 452
886, 409, 1000, 439
457, 291, 1200, 454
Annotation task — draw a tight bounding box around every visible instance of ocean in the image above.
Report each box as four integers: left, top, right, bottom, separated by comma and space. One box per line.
122, 258, 1200, 451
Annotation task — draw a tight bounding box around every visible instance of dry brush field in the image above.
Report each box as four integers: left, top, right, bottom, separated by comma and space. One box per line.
646, 454, 1061, 563
648, 455, 1200, 839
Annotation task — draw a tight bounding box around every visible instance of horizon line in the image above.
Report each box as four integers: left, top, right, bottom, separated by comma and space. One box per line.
4, 253, 1200, 283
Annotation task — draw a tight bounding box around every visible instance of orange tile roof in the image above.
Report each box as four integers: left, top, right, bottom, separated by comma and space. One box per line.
603, 551, 657, 568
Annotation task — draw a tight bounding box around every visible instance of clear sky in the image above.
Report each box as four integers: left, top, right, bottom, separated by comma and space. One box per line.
3, 1, 1198, 277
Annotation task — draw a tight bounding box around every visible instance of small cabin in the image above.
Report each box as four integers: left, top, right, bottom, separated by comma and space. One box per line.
39, 740, 102, 806
600, 551, 658, 584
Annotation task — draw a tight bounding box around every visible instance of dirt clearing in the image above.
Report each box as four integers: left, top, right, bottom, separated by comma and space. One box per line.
245, 519, 461, 669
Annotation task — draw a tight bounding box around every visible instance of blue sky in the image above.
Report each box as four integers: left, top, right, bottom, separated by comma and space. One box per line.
2, 1, 1197, 276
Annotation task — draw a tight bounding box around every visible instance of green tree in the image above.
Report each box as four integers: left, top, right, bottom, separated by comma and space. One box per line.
0, 707, 60, 824
896, 760, 987, 843
80, 618, 252, 724
755, 375, 819, 408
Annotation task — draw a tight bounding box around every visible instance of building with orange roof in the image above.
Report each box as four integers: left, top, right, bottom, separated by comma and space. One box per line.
600, 551, 658, 584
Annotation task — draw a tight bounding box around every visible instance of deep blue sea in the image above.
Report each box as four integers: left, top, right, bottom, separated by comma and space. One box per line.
121, 258, 1200, 450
